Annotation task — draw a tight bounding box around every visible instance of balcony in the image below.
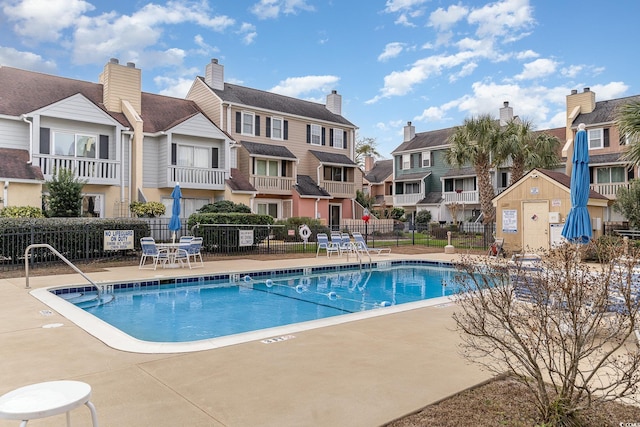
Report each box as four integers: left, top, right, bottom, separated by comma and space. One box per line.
168, 166, 227, 190
443, 190, 479, 204
35, 155, 119, 185
590, 182, 630, 199
320, 180, 355, 198
251, 175, 295, 194
394, 193, 423, 206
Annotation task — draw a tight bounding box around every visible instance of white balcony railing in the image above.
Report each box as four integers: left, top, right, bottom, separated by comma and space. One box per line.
443, 190, 479, 204
168, 166, 227, 189
320, 180, 355, 198
393, 193, 423, 206
251, 175, 294, 194
590, 182, 630, 199
35, 155, 119, 185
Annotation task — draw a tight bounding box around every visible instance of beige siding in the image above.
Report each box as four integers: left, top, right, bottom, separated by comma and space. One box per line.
185, 80, 221, 125
100, 62, 141, 114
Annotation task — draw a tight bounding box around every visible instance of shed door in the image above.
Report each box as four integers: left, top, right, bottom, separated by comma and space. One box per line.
522, 201, 549, 252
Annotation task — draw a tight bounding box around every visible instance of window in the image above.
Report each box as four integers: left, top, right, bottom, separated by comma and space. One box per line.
324, 166, 346, 182
53, 132, 97, 158
588, 128, 603, 149
242, 112, 254, 135
177, 145, 209, 168
256, 159, 279, 176
310, 124, 321, 145
596, 167, 625, 184
332, 128, 344, 149
402, 154, 410, 170
271, 117, 283, 139
161, 197, 209, 218
257, 201, 279, 218
422, 151, 431, 167
405, 182, 420, 194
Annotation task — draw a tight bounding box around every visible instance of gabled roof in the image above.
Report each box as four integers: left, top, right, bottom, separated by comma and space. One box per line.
294, 175, 331, 197
0, 148, 44, 181
140, 92, 207, 134
226, 168, 256, 193
364, 159, 393, 184
442, 167, 476, 178
394, 171, 431, 182
309, 150, 357, 166
417, 192, 443, 205
240, 140, 296, 159
574, 95, 640, 127
204, 80, 355, 127
391, 127, 454, 154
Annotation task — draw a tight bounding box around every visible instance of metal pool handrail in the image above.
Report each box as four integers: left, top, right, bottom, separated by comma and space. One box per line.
24, 243, 102, 298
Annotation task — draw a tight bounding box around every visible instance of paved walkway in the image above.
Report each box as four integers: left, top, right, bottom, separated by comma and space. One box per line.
0, 252, 491, 427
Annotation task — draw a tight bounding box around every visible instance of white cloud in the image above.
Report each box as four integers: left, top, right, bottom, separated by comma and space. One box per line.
428, 4, 468, 31
0, 46, 57, 72
71, 1, 234, 65
516, 49, 539, 60
238, 22, 257, 45
514, 58, 557, 80
590, 82, 629, 101
467, 0, 534, 41
2, 0, 94, 41
193, 35, 219, 56
414, 106, 447, 122
155, 76, 194, 98
394, 13, 416, 27
269, 75, 340, 97
561, 64, 583, 78
378, 42, 405, 62
384, 0, 428, 13
250, 0, 314, 20
449, 62, 477, 82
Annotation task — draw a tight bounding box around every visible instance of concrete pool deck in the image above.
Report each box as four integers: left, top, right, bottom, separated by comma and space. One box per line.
0, 252, 491, 427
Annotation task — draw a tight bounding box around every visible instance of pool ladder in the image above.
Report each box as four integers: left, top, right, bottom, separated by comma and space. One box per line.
24, 243, 103, 299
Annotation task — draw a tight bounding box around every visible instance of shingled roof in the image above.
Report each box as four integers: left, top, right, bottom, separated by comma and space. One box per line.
205, 80, 355, 127
226, 168, 256, 193
240, 140, 296, 159
309, 150, 357, 166
574, 95, 640, 127
364, 159, 393, 184
392, 127, 454, 154
294, 175, 331, 197
0, 148, 44, 181
537, 169, 608, 200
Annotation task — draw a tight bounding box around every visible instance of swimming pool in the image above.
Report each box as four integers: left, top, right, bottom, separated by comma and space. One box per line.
32, 260, 456, 353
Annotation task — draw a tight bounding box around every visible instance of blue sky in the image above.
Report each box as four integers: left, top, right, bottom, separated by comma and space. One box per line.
1, 0, 637, 158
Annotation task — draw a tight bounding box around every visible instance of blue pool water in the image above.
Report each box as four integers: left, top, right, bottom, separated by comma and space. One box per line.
54, 263, 457, 343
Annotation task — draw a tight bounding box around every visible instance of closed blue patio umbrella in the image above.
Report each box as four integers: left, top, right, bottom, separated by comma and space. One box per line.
562, 123, 592, 244
168, 183, 182, 243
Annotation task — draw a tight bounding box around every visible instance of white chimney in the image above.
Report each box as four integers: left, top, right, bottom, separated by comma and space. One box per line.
403, 121, 415, 142
499, 101, 513, 125
326, 90, 342, 115
205, 58, 224, 91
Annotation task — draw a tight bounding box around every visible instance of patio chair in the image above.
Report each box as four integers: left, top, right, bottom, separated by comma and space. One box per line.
316, 233, 340, 257
185, 237, 204, 268
139, 237, 170, 270
338, 233, 355, 256
352, 232, 391, 256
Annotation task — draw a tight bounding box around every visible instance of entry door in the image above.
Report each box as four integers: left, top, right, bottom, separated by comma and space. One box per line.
329, 204, 341, 231
522, 201, 549, 252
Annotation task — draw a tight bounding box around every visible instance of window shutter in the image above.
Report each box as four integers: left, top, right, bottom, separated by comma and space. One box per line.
211, 147, 219, 168
99, 135, 109, 159
39, 127, 50, 154
255, 115, 260, 136
329, 129, 334, 147
266, 117, 271, 138
603, 128, 610, 147
171, 143, 177, 165
284, 120, 288, 140
235, 112, 241, 133
281, 161, 287, 177
306, 125, 311, 144
343, 130, 347, 149
321, 127, 326, 146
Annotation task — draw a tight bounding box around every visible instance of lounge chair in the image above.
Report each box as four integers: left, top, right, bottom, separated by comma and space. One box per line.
139, 237, 170, 270
352, 232, 391, 256
185, 236, 204, 268
316, 233, 340, 257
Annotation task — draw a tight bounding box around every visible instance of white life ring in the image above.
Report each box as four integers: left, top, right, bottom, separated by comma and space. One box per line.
298, 224, 312, 241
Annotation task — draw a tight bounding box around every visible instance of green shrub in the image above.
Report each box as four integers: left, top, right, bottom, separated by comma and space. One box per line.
187, 212, 273, 252
0, 206, 45, 218
129, 201, 166, 217
198, 200, 251, 213
271, 217, 329, 241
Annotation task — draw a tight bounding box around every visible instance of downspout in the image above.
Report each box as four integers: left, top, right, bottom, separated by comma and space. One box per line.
21, 115, 33, 164
3, 182, 8, 207
315, 197, 320, 220
128, 133, 133, 210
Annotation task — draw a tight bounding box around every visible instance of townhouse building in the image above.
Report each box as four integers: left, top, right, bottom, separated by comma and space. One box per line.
362, 156, 393, 212
186, 59, 361, 229
0, 59, 234, 218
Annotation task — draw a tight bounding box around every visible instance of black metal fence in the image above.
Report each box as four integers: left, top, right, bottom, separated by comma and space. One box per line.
3, 219, 495, 272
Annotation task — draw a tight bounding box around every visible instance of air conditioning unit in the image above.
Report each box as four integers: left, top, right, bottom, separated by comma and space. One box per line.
548, 212, 560, 223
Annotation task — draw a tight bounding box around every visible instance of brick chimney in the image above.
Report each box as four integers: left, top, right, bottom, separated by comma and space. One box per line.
364, 155, 374, 172
499, 101, 513, 125
99, 58, 141, 114
326, 90, 342, 115
205, 58, 224, 91
403, 121, 415, 142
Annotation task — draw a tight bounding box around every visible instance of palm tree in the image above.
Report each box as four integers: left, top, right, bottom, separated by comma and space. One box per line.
355, 136, 381, 168
501, 120, 561, 184
616, 100, 640, 166
444, 114, 502, 224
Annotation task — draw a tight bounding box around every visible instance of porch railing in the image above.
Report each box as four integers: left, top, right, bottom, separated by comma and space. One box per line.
443, 190, 479, 204
35, 155, 119, 184
251, 175, 295, 193
320, 180, 355, 198
590, 182, 629, 199
168, 166, 227, 189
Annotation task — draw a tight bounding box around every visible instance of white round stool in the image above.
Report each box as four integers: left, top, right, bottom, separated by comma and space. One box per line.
0, 380, 98, 426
